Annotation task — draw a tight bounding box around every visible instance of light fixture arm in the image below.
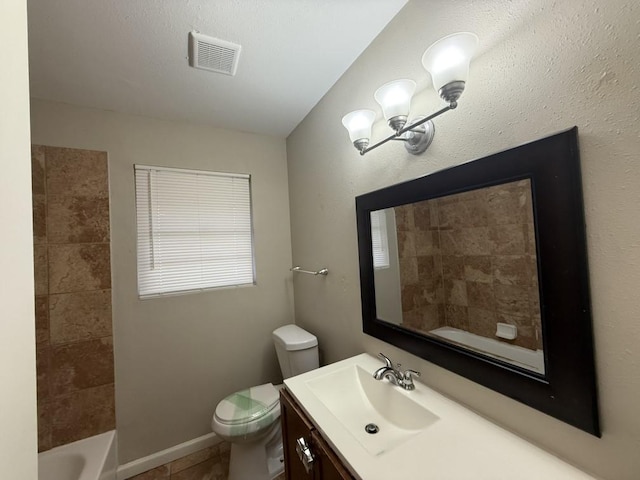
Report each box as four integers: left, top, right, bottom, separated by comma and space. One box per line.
359, 101, 457, 155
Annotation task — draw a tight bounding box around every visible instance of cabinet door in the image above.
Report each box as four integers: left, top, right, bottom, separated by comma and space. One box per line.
311, 430, 355, 480
280, 389, 315, 480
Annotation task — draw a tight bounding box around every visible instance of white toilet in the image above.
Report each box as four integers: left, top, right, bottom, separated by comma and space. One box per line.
211, 324, 319, 480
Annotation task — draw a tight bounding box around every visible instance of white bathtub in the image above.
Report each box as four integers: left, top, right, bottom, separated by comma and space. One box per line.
429, 326, 545, 374
39, 431, 117, 480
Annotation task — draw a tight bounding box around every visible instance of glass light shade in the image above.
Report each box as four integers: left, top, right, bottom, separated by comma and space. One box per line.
374, 79, 416, 121
341, 110, 376, 143
421, 32, 478, 92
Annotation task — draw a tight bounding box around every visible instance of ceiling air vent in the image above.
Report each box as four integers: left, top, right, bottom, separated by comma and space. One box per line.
188, 31, 241, 76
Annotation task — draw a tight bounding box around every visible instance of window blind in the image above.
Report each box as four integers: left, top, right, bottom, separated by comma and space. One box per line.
135, 165, 255, 298
370, 210, 390, 269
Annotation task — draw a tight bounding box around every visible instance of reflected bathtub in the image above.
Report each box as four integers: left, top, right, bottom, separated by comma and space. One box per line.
38, 431, 116, 480
429, 326, 545, 374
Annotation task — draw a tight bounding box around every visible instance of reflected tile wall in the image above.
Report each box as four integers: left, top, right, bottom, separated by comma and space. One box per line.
397, 180, 542, 351
31, 145, 114, 452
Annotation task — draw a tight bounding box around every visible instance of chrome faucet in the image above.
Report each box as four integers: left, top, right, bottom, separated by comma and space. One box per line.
373, 353, 421, 391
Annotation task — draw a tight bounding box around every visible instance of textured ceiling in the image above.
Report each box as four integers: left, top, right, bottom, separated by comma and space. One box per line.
27, 0, 408, 137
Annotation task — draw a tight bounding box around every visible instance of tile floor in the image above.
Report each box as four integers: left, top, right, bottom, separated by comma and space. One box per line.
128, 441, 286, 480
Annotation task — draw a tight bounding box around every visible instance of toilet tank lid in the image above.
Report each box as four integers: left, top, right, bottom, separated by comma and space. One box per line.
273, 324, 318, 351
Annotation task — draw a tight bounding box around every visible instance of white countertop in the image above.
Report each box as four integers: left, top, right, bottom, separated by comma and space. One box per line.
284, 353, 599, 480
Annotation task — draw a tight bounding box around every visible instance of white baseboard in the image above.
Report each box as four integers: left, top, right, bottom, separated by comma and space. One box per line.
116, 432, 222, 480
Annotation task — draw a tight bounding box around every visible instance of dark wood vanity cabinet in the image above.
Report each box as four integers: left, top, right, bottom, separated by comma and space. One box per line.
280, 388, 355, 480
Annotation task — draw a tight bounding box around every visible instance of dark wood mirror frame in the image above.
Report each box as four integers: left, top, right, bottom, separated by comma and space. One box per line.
356, 127, 600, 436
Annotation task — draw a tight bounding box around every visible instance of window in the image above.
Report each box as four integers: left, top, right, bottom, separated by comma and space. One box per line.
370, 210, 390, 269
134, 165, 255, 298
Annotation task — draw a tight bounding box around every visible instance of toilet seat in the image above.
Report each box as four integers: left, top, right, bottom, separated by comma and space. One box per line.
213, 383, 280, 441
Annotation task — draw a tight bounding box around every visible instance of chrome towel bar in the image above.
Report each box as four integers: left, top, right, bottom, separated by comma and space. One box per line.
290, 266, 329, 276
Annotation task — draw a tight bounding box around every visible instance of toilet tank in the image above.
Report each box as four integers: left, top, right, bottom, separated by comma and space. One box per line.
272, 325, 319, 379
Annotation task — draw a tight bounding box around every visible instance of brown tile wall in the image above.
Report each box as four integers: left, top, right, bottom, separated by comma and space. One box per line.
32, 145, 115, 452
397, 179, 542, 351
127, 442, 286, 480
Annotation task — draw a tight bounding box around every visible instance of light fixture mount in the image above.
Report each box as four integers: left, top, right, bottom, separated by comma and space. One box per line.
357, 102, 456, 156
402, 118, 435, 155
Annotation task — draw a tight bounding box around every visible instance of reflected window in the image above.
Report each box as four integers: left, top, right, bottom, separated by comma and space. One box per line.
370, 210, 390, 269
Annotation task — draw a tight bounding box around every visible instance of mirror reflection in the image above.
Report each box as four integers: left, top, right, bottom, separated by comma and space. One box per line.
372, 179, 544, 374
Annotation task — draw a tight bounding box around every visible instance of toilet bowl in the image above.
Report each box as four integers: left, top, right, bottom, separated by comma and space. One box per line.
211, 324, 319, 480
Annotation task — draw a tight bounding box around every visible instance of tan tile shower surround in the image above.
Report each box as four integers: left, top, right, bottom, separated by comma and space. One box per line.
396, 180, 542, 351
32, 145, 115, 451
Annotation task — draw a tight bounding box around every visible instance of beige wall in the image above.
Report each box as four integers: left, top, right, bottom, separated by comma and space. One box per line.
30, 99, 294, 463
287, 0, 640, 478
0, 0, 38, 478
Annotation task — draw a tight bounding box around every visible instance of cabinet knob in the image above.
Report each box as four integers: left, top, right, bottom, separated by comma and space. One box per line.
295, 436, 315, 474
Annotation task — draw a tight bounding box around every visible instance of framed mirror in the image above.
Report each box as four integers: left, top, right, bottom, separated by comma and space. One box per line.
356, 128, 600, 435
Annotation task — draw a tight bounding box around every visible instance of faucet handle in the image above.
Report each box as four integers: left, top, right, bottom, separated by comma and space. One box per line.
403, 369, 420, 380
378, 353, 393, 368
401, 369, 421, 390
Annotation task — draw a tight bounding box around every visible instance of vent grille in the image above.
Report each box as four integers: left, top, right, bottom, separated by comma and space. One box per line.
188, 32, 241, 76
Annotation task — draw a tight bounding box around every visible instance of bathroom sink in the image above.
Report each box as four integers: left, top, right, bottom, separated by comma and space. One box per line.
285, 353, 599, 480
303, 362, 439, 455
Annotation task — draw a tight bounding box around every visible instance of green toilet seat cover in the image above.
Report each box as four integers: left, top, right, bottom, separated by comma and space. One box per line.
214, 383, 279, 426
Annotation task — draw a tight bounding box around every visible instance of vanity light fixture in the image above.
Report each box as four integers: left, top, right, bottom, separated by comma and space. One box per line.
342, 32, 478, 156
